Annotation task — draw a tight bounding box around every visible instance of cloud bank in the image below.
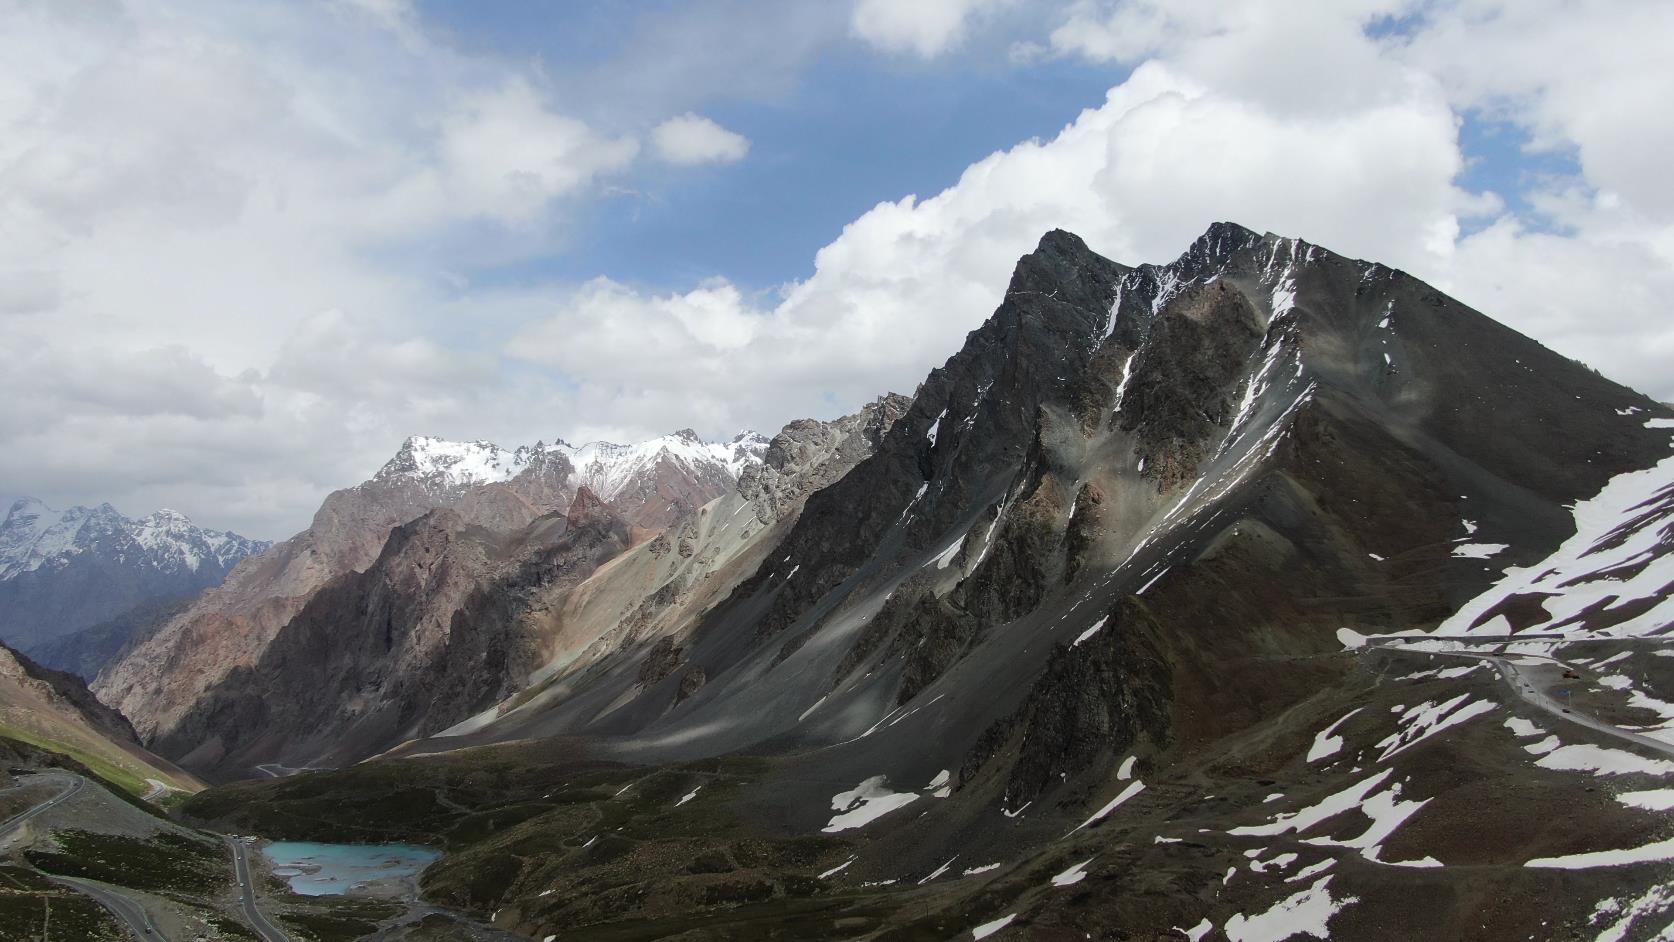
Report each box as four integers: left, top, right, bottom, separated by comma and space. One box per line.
3, 0, 1670, 538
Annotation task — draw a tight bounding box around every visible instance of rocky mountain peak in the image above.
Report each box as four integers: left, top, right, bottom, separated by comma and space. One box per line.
564, 485, 613, 530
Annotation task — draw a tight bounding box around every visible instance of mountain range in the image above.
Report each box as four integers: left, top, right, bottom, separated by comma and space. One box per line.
8, 222, 1674, 941
0, 499, 269, 655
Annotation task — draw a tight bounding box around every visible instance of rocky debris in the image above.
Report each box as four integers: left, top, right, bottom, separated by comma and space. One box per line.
638, 637, 686, 687
959, 596, 1172, 807
737, 394, 912, 523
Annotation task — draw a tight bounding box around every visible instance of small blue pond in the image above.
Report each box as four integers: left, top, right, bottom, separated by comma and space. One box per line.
260, 841, 441, 896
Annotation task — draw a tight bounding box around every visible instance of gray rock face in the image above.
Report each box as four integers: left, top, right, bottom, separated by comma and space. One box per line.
133, 405, 901, 780
180, 226, 1674, 942
737, 395, 912, 523
0, 499, 268, 651
437, 222, 1671, 780
94, 428, 768, 743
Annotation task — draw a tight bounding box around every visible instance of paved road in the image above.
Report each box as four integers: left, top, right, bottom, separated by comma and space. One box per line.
0, 773, 166, 940
50, 874, 164, 940
227, 836, 292, 942
0, 772, 81, 839
1373, 643, 1674, 760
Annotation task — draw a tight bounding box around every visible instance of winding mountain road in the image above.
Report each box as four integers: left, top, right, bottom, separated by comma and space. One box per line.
49, 874, 165, 940
0, 772, 166, 939
1374, 641, 1674, 760
0, 771, 81, 838
227, 836, 292, 942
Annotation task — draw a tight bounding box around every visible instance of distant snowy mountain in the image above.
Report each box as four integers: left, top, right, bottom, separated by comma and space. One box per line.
0, 499, 269, 650
378, 429, 770, 503
97, 426, 773, 741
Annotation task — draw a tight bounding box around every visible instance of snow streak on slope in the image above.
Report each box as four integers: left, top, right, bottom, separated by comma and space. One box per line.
1434, 434, 1674, 638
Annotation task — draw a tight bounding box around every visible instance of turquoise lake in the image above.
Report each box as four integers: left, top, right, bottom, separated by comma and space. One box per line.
260, 841, 441, 896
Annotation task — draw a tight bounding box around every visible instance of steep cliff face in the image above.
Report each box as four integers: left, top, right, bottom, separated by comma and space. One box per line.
152, 489, 635, 777
143, 407, 897, 780
185, 226, 1674, 942
0, 641, 198, 794
94, 429, 764, 743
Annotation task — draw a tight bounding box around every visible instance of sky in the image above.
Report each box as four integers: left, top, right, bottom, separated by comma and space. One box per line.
2, 0, 1672, 539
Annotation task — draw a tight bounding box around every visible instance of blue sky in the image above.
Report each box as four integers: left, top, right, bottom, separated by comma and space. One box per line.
411, 1, 1131, 294
2, 0, 1670, 537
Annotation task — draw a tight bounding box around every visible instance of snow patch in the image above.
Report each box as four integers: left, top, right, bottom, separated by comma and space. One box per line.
1051, 857, 1094, 887
1307, 709, 1363, 763
1223, 875, 1355, 942
824, 776, 919, 832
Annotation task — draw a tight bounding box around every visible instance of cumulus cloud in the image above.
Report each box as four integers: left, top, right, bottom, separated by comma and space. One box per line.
0, 0, 642, 534
651, 113, 751, 165
505, 0, 1673, 475
434, 81, 640, 223
6, 0, 1672, 540
850, 0, 1007, 58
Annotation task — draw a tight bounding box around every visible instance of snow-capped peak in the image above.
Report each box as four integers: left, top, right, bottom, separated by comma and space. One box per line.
378, 436, 528, 488
376, 429, 770, 502
0, 499, 269, 581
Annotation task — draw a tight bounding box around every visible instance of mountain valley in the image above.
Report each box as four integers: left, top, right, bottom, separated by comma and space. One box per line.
4, 223, 1673, 941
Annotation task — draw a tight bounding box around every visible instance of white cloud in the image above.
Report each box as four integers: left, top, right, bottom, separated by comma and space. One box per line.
6, 0, 1673, 540
507, 0, 1674, 479
851, 0, 1007, 58
0, 0, 642, 535
433, 81, 640, 223
651, 113, 751, 165
509, 53, 1475, 438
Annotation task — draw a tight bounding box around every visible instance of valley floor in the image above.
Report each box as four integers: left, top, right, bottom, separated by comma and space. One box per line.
167, 632, 1674, 942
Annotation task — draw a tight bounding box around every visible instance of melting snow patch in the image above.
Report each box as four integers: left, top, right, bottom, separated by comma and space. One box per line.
1527, 836, 1674, 869
1117, 755, 1138, 780
1136, 566, 1170, 596
918, 857, 957, 885
1535, 743, 1674, 777
1618, 789, 1674, 811
1232, 770, 1392, 838
1504, 717, 1545, 738
1648, 418, 1674, 429
1250, 852, 1300, 873
1307, 708, 1363, 762
1051, 857, 1094, 887
1178, 917, 1212, 941
1376, 695, 1496, 761
927, 769, 952, 798
1073, 616, 1109, 648
963, 862, 1002, 875
971, 913, 1016, 939
1223, 875, 1355, 942
1070, 780, 1146, 834
1590, 880, 1674, 941
674, 786, 701, 807
1452, 543, 1509, 559
824, 776, 919, 832
1336, 628, 1367, 650
929, 534, 964, 570
1433, 451, 1674, 639
1285, 859, 1337, 883
818, 856, 856, 879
